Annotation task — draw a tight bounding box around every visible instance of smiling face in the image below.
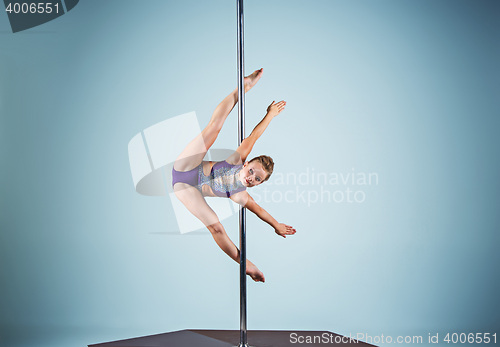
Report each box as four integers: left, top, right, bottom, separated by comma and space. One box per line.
239, 161, 269, 188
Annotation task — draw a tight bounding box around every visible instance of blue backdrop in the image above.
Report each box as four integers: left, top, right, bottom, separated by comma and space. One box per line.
1, 1, 499, 346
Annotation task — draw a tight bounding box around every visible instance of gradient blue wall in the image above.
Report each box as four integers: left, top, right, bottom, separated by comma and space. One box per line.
1, 1, 499, 346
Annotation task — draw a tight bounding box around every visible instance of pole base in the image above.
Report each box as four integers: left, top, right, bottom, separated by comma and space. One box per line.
88, 329, 377, 347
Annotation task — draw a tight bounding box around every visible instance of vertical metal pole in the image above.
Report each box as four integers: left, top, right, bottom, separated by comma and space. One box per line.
236, 1, 248, 347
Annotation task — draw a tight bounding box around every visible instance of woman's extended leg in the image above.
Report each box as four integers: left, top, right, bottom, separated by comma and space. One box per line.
174, 182, 265, 282
173, 68, 263, 172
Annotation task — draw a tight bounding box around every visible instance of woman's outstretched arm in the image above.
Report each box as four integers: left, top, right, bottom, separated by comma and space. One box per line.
233, 100, 286, 162
233, 192, 296, 238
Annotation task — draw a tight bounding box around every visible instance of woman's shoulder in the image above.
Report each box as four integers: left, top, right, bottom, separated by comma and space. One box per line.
229, 190, 249, 205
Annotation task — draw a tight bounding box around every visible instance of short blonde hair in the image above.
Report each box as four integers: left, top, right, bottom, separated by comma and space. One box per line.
249, 155, 274, 182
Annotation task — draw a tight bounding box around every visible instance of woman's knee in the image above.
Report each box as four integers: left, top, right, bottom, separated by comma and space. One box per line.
207, 222, 225, 235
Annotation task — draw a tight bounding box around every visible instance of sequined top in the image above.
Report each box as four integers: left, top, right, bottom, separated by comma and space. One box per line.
199, 160, 246, 197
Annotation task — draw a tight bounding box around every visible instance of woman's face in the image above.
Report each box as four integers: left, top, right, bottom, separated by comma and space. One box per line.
240, 161, 268, 187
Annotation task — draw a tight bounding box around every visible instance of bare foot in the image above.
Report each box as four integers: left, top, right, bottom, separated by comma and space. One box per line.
244, 68, 263, 92
246, 262, 265, 283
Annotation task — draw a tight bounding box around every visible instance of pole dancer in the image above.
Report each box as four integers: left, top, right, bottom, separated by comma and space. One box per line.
171, 68, 296, 282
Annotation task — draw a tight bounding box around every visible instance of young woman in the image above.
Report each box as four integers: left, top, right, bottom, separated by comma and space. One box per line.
172, 68, 296, 282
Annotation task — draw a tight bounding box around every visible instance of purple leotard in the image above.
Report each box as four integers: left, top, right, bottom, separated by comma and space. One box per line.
172, 161, 246, 198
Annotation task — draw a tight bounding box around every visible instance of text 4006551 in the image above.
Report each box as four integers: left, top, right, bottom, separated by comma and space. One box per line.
5, 2, 61, 14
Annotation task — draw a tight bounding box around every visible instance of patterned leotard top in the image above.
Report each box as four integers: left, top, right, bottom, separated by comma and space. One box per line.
199, 160, 246, 198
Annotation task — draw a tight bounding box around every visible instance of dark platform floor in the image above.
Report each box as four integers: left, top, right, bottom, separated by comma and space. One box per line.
88, 329, 376, 347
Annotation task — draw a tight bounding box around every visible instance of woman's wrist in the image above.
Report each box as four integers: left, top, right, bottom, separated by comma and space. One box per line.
270, 220, 279, 229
